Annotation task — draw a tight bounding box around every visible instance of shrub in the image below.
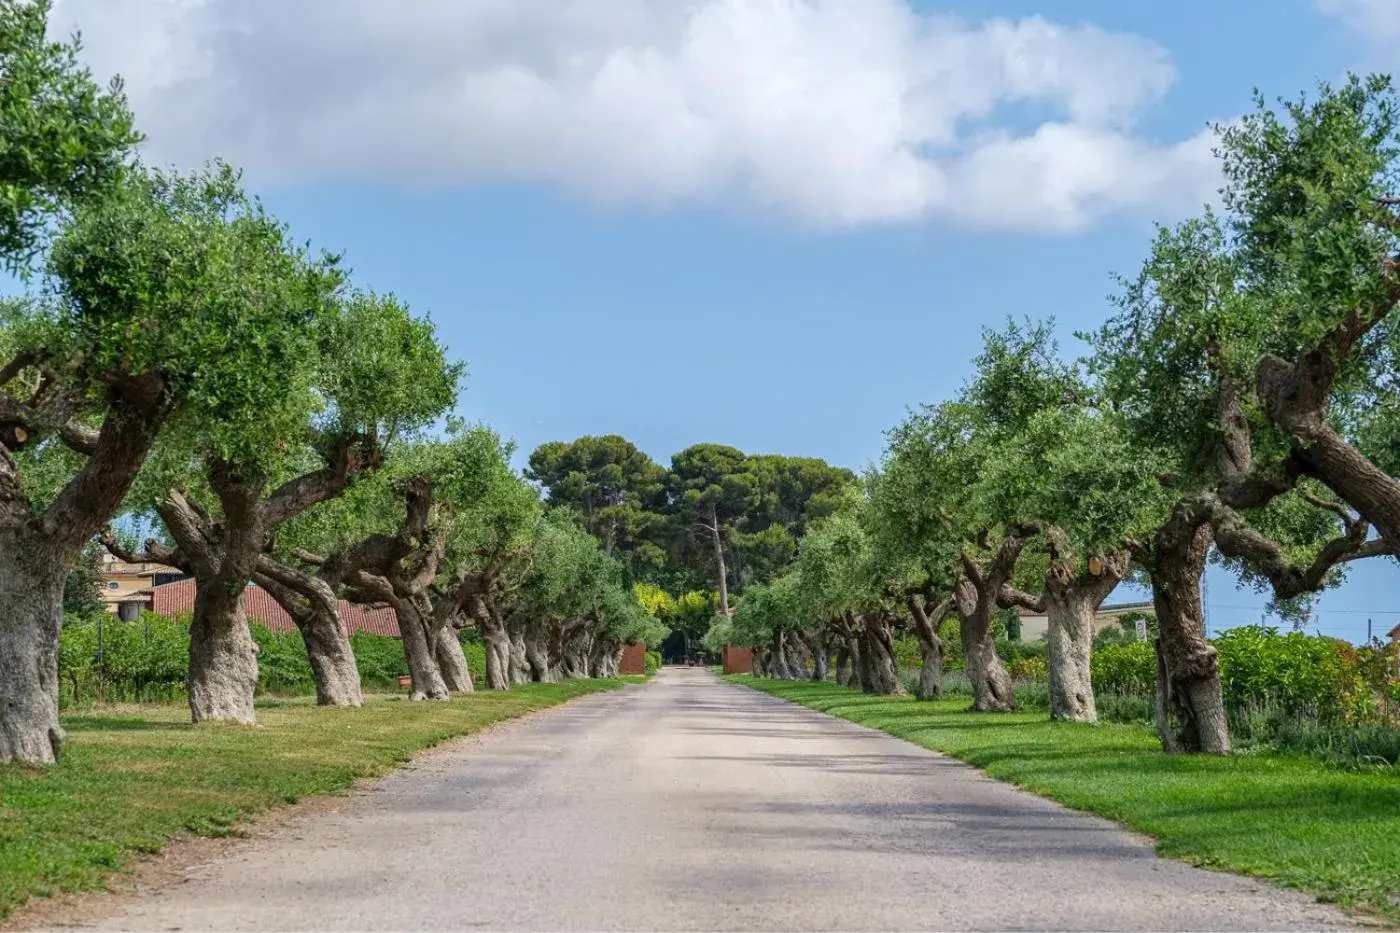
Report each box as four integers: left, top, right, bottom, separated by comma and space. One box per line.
350, 632, 409, 688
1092, 641, 1156, 696
645, 650, 661, 675
464, 641, 487, 684
58, 611, 418, 704
1008, 654, 1047, 682
1213, 626, 1363, 722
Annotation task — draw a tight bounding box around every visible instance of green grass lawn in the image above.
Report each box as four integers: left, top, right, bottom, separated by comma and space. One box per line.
0, 678, 640, 921
730, 676, 1400, 923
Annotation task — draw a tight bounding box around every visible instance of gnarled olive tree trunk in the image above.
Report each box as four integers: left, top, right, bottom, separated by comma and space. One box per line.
480, 611, 512, 690
253, 566, 362, 708
953, 534, 1032, 712
769, 630, 792, 680
507, 623, 530, 685
860, 613, 906, 696
832, 614, 860, 687
908, 595, 948, 701
0, 370, 169, 764
394, 598, 450, 700
953, 576, 1015, 712
525, 620, 554, 682
808, 630, 829, 682
187, 588, 259, 724
1041, 538, 1127, 724
1149, 506, 1228, 754
559, 619, 591, 679
434, 622, 474, 694
751, 645, 771, 678
0, 549, 69, 763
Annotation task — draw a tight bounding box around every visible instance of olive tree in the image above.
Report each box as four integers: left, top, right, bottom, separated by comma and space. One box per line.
1094, 212, 1388, 753
0, 162, 354, 762
109, 290, 458, 716
969, 321, 1170, 722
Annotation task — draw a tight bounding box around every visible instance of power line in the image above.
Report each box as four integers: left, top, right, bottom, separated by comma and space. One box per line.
1209, 599, 1394, 613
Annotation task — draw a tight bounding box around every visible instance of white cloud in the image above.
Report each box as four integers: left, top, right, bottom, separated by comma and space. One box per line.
1318, 0, 1400, 41
51, 0, 1220, 232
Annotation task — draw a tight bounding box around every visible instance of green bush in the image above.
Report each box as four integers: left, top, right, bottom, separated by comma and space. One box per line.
464, 641, 487, 684
58, 611, 417, 705
1213, 626, 1363, 722
1092, 641, 1156, 696
349, 631, 409, 688
645, 650, 661, 675
252, 626, 317, 695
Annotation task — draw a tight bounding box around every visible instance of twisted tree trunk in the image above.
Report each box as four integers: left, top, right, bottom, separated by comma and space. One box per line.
954, 536, 1030, 712
508, 624, 530, 685
770, 630, 791, 680
0, 370, 168, 764
393, 597, 450, 700
187, 589, 259, 723
908, 595, 948, 701
1149, 504, 1228, 754
860, 614, 905, 696
254, 565, 362, 708
808, 630, 829, 682
434, 623, 474, 693
560, 619, 591, 679
481, 612, 512, 690
525, 621, 554, 682
0, 548, 68, 763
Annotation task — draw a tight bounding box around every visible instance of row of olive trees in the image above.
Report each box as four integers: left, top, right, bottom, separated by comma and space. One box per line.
0, 2, 663, 765
719, 74, 1400, 755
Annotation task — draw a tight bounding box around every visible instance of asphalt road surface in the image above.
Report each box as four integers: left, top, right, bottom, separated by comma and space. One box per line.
84, 667, 1356, 932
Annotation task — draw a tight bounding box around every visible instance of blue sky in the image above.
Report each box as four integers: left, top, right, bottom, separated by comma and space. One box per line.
50, 0, 1400, 641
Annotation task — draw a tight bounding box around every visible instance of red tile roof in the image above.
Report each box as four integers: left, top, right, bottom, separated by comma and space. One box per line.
150, 578, 400, 637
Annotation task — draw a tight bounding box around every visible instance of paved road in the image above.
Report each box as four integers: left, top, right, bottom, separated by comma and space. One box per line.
84, 668, 1354, 932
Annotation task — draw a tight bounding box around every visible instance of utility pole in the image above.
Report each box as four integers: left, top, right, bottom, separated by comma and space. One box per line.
1368, 617, 1373, 644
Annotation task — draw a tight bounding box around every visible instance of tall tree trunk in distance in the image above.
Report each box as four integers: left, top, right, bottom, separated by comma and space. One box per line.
908, 595, 949, 701
1149, 504, 1229, 754
709, 503, 730, 617
0, 550, 68, 763
834, 642, 853, 686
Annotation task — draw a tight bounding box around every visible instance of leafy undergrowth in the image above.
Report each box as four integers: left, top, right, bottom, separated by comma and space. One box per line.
731, 676, 1400, 924
0, 679, 640, 921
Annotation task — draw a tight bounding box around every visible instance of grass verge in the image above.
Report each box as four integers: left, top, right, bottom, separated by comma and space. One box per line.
0, 678, 640, 921
729, 675, 1400, 923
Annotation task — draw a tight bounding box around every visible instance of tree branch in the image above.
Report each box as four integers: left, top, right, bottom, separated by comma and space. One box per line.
262, 433, 373, 530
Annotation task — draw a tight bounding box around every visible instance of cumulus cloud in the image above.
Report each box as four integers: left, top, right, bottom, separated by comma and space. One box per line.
1317, 0, 1400, 41
50, 0, 1220, 231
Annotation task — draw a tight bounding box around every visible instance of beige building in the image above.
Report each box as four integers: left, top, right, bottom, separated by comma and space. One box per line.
1017, 600, 1154, 643
98, 552, 185, 620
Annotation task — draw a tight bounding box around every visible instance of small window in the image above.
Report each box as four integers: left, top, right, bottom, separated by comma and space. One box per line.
107, 581, 120, 590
